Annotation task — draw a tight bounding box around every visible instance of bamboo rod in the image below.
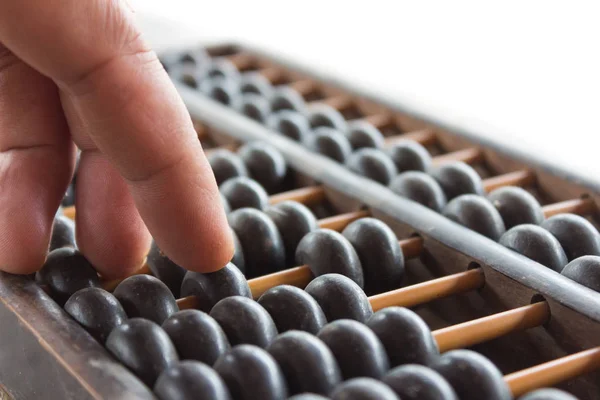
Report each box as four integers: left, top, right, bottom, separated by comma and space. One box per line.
542, 197, 596, 218
101, 264, 151, 292
361, 113, 394, 129
268, 185, 327, 206
314, 95, 354, 111
431, 147, 484, 166
383, 129, 438, 147
226, 52, 255, 70
288, 79, 319, 96
482, 170, 536, 193
317, 210, 371, 231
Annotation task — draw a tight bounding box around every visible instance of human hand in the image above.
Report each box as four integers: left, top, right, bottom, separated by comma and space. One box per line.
0, 0, 234, 278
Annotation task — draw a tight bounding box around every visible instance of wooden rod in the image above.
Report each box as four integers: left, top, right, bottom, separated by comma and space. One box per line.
433, 301, 550, 353
383, 129, 438, 147
249, 265, 314, 299
101, 263, 151, 292
193, 121, 208, 140
482, 169, 537, 193
269, 185, 326, 206
542, 197, 596, 218
361, 113, 394, 129
314, 95, 354, 111
398, 236, 425, 259
288, 79, 319, 96
431, 147, 484, 166
176, 295, 200, 310
504, 347, 600, 397
257, 67, 284, 84
369, 268, 485, 312
317, 210, 371, 231
225, 53, 255, 70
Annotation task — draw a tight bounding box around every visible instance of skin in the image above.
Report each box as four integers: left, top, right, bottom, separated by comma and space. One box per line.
0, 0, 234, 278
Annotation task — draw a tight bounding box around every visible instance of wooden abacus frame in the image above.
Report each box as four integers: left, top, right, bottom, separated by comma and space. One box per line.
1, 41, 600, 399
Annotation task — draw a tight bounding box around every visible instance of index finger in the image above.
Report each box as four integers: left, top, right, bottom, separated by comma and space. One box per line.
0, 0, 234, 272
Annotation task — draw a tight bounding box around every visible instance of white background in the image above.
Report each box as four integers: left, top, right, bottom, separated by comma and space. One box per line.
132, 1, 600, 183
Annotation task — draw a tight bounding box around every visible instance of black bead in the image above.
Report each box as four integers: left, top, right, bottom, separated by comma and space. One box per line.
238, 142, 288, 193
210, 296, 278, 348
287, 395, 330, 400
220, 177, 270, 211
342, 218, 404, 295
200, 77, 240, 106
239, 72, 274, 98
205, 58, 241, 82
106, 318, 179, 387
488, 186, 544, 229
258, 285, 327, 334
270, 87, 306, 113
330, 378, 399, 400
265, 201, 319, 266
221, 193, 232, 214
296, 230, 364, 288
442, 194, 506, 240
228, 208, 286, 277
305, 274, 372, 323
518, 388, 579, 400
318, 319, 389, 380
154, 361, 232, 400
50, 215, 76, 251
267, 331, 342, 396
168, 63, 207, 89
266, 110, 311, 143
499, 224, 568, 272
64, 287, 127, 344
214, 345, 288, 400
367, 307, 439, 367
562, 256, 600, 292
208, 149, 249, 186
230, 229, 245, 273
233, 93, 272, 123
345, 148, 398, 185
541, 214, 600, 261
432, 162, 485, 200
113, 275, 179, 325
179, 263, 251, 312
35, 248, 100, 304
382, 364, 458, 400
346, 121, 385, 150
162, 310, 230, 365
389, 171, 447, 212
308, 127, 353, 164
386, 140, 432, 173
306, 105, 347, 132
431, 350, 511, 400
147, 240, 186, 297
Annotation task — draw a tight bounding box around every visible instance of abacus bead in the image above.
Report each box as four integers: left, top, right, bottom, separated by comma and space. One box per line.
35, 248, 100, 304
499, 224, 568, 272
179, 263, 251, 312
519, 388, 579, 400
214, 345, 288, 400
307, 104, 347, 132
387, 140, 433, 173
230, 229, 245, 272
169, 63, 206, 89
432, 162, 485, 200
113, 275, 179, 325
288, 395, 330, 400
330, 378, 399, 400
346, 121, 385, 150
389, 171, 448, 212
210, 296, 278, 348
50, 215, 76, 251
308, 127, 353, 164
162, 310, 230, 365
267, 331, 342, 396
345, 148, 398, 185
208, 149, 249, 186
317, 319, 390, 380
258, 285, 327, 334
64, 288, 127, 344
305, 274, 372, 323
383, 364, 458, 400
266, 110, 311, 143
206, 58, 241, 82
220, 177, 270, 211
342, 218, 404, 295
541, 214, 600, 261
106, 318, 179, 387
296, 230, 364, 288
228, 208, 286, 277
431, 350, 511, 400
238, 142, 288, 193
233, 93, 271, 123
488, 186, 544, 229
265, 201, 319, 266
442, 194, 506, 240
221, 194, 232, 214
270, 87, 306, 113
367, 307, 439, 367
239, 72, 274, 98
200, 77, 239, 106
154, 361, 232, 400
147, 241, 186, 297
561, 256, 600, 292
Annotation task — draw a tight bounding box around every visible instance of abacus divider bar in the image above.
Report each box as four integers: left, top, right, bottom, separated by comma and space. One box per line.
482, 169, 536, 193
368, 268, 485, 312
504, 347, 600, 397
433, 301, 550, 353
541, 197, 596, 218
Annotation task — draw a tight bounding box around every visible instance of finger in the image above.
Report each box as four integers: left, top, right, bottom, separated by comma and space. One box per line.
0, 44, 73, 274
0, 0, 234, 272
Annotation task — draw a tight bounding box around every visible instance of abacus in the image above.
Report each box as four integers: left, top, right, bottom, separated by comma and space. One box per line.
1, 42, 600, 400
